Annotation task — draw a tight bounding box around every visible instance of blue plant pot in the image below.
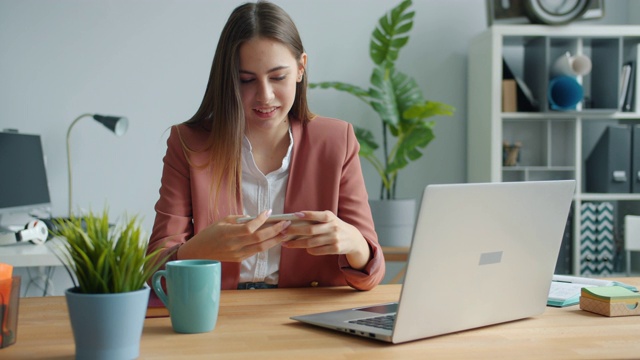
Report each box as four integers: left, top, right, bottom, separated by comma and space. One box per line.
65, 287, 149, 360
369, 199, 416, 247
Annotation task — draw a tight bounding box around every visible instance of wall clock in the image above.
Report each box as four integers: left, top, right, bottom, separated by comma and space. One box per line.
524, 0, 593, 25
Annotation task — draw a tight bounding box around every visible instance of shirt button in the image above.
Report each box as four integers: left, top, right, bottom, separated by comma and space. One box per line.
310, 281, 319, 287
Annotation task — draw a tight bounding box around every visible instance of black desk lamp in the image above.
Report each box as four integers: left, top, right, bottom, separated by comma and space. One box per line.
66, 113, 128, 217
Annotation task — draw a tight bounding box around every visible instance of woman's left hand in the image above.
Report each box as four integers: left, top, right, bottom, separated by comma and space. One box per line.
281, 211, 371, 270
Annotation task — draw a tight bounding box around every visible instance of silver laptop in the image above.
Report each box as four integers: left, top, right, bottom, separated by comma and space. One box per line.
291, 180, 576, 344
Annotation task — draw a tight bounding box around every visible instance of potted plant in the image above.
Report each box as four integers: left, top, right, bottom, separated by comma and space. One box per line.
53, 209, 169, 360
310, 0, 454, 246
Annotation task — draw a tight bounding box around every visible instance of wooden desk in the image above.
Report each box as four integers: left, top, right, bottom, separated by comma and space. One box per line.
4, 279, 640, 359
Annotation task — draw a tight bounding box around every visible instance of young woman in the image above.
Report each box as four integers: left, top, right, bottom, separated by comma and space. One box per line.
148, 1, 385, 290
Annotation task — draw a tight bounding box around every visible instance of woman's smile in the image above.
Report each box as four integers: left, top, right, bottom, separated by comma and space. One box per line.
253, 106, 280, 119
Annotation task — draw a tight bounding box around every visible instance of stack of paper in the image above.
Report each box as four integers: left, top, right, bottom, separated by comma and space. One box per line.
547, 275, 638, 307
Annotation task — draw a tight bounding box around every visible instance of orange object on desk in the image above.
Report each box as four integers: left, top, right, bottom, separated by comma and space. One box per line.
0, 263, 13, 330
0, 263, 20, 349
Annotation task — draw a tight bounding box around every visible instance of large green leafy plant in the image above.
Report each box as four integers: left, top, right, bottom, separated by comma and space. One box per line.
54, 210, 168, 294
310, 0, 454, 199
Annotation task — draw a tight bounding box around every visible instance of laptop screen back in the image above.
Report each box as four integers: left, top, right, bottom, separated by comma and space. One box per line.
392, 180, 575, 343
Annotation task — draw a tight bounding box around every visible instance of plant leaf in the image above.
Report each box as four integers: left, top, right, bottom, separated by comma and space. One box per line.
389, 124, 435, 172
370, 65, 424, 129
404, 101, 455, 119
370, 0, 414, 66
308, 81, 369, 99
354, 127, 379, 157
369, 65, 400, 126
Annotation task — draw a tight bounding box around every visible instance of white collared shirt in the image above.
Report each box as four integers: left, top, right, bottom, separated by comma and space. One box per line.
239, 128, 293, 285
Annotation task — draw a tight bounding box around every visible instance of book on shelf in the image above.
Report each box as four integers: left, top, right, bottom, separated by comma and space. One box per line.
547, 274, 639, 307
502, 58, 538, 111
619, 62, 632, 110
621, 61, 635, 112
502, 79, 517, 112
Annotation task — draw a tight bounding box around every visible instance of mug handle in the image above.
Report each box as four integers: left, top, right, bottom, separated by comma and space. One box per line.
152, 270, 169, 307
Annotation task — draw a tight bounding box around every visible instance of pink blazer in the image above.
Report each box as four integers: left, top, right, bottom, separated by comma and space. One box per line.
148, 116, 385, 290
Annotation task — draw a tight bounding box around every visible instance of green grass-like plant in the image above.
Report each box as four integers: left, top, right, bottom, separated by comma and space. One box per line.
310, 0, 454, 199
53, 209, 169, 294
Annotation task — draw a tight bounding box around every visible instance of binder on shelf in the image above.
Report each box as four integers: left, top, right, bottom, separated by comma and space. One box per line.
633, 125, 640, 193
585, 125, 631, 193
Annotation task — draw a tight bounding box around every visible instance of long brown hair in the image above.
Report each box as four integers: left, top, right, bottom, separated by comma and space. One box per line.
182, 1, 314, 215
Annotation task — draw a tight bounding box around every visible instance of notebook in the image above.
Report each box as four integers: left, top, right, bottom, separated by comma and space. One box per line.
291, 180, 576, 343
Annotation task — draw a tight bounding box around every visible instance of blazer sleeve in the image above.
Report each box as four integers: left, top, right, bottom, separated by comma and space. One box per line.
147, 125, 194, 266
335, 123, 385, 290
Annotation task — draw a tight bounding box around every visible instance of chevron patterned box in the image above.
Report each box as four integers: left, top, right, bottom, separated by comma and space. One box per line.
580, 202, 615, 275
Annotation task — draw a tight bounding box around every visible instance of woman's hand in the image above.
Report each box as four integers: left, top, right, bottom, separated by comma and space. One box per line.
176, 209, 292, 262
281, 211, 371, 270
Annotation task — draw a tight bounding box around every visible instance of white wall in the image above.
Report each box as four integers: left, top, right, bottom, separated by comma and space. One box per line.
0, 0, 634, 236
631, 0, 640, 23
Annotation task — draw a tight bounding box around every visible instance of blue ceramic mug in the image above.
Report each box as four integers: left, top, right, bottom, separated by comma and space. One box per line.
152, 260, 221, 334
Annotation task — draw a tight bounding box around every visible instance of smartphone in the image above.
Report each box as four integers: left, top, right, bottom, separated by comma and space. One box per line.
236, 213, 300, 224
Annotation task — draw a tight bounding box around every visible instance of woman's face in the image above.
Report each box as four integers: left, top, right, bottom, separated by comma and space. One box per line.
238, 37, 306, 131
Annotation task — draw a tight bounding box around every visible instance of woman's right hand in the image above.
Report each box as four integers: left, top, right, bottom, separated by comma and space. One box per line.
176, 209, 292, 262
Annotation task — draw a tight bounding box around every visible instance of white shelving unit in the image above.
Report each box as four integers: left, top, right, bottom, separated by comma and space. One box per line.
467, 25, 640, 276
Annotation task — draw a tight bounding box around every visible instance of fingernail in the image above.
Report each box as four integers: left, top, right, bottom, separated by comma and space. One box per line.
266, 209, 273, 217
282, 220, 291, 228
294, 212, 304, 218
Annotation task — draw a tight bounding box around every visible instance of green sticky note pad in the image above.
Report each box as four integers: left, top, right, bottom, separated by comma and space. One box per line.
582, 286, 640, 301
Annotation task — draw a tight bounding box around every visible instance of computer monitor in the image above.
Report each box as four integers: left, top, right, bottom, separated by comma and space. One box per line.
0, 131, 52, 223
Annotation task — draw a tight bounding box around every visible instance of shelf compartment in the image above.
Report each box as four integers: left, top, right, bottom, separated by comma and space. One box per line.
503, 118, 575, 168
582, 37, 621, 110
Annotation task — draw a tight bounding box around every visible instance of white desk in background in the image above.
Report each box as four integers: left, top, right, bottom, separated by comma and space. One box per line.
0, 237, 64, 296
